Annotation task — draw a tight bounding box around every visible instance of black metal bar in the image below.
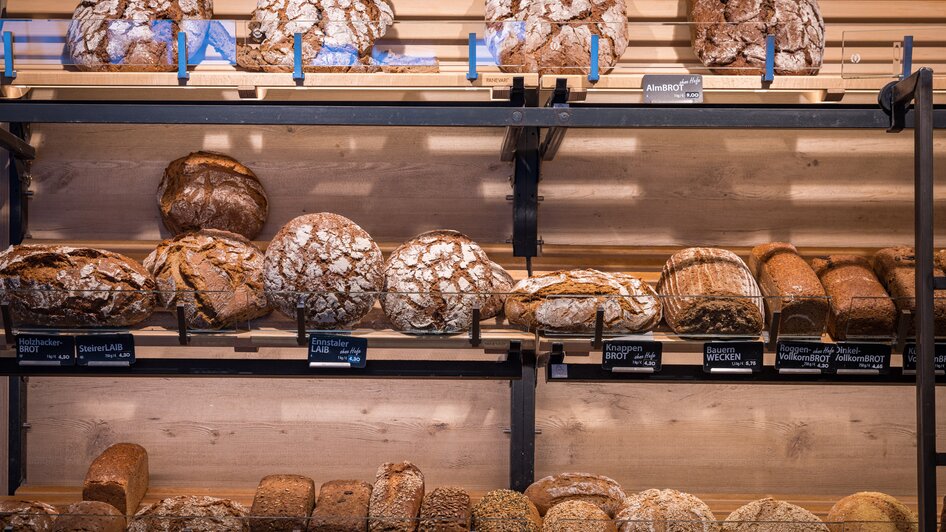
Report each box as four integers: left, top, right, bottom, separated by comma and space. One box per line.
0, 127, 34, 160
7, 376, 25, 495
767, 310, 782, 351
470, 306, 481, 347
501, 78, 528, 162
509, 344, 535, 492
296, 303, 306, 347
512, 120, 540, 259
7, 122, 29, 245
936, 453, 946, 466
934, 276, 946, 290
1, 304, 13, 346
592, 307, 604, 350
895, 309, 912, 353
176, 304, 188, 346
540, 78, 570, 161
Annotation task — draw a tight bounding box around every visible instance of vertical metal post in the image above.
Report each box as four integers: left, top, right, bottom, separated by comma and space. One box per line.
901, 35, 913, 80
7, 376, 25, 495
509, 346, 536, 492
466, 33, 478, 81
293, 33, 304, 82
588, 34, 599, 82
7, 122, 27, 245
177, 31, 189, 82
763, 35, 775, 83
3, 32, 15, 80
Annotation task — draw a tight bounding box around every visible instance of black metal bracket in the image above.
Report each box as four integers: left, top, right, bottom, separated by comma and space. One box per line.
8, 375, 26, 495
510, 80, 541, 262
176, 304, 189, 346
937, 453, 946, 467
591, 307, 604, 350
895, 309, 913, 353
296, 302, 306, 347
6, 122, 32, 245
540, 78, 571, 161
934, 277, 946, 290
1, 303, 13, 346
766, 310, 782, 351
470, 306, 481, 347
500, 77, 527, 162
508, 340, 535, 491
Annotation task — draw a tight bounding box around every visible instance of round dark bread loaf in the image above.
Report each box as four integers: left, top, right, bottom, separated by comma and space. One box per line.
368, 461, 425, 532
826, 492, 917, 532
158, 152, 268, 240
616, 489, 718, 532
53, 501, 125, 532
544, 500, 616, 532
723, 498, 827, 532
0, 500, 58, 531
473, 489, 542, 532
0, 245, 156, 327
129, 496, 249, 532
419, 486, 471, 532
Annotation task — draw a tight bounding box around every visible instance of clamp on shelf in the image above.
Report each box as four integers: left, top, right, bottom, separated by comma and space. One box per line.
1, 303, 13, 346
3, 31, 16, 80
293, 32, 305, 84
177, 32, 189, 84
176, 304, 189, 346
470, 306, 481, 347
588, 34, 599, 83
762, 35, 775, 84
466, 33, 478, 81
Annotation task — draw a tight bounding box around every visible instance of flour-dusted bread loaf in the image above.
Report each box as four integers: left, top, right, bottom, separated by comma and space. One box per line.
872, 247, 946, 337
238, 0, 394, 73
723, 498, 827, 532
826, 492, 917, 532
82, 443, 149, 516
616, 489, 718, 532
485, 0, 628, 75
0, 245, 156, 328
418, 487, 471, 532
686, 0, 824, 75
129, 496, 249, 532
144, 230, 270, 330
482, 261, 514, 320
749, 242, 829, 337
657, 248, 765, 336
506, 270, 661, 334
265, 213, 384, 329
249, 474, 316, 532
158, 152, 268, 240
310, 480, 372, 532
812, 255, 897, 340
544, 500, 615, 532
52, 501, 125, 532
368, 461, 425, 532
382, 231, 494, 333
472, 489, 542, 532
67, 0, 213, 72
0, 500, 58, 531
525, 472, 627, 518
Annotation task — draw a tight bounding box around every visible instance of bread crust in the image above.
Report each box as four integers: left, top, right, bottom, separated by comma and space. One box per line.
749, 242, 829, 336
53, 501, 125, 532
872, 247, 946, 337
83, 443, 149, 516
310, 480, 372, 532
129, 496, 249, 531
812, 255, 896, 340
368, 461, 425, 532
525, 472, 627, 518
249, 474, 316, 532
616, 489, 718, 532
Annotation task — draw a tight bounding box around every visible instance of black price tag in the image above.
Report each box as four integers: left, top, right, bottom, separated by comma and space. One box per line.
775, 341, 833, 373
703, 342, 763, 373
832, 342, 891, 374
643, 74, 704, 104
902, 343, 946, 374
16, 334, 75, 366
308, 334, 367, 368
602, 340, 662, 373
75, 334, 135, 366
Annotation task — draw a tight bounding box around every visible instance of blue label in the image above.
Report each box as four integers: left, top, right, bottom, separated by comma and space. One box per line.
308, 334, 367, 369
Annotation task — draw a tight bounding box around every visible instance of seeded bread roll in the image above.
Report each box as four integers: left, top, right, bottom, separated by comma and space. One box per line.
368, 461, 425, 532
418, 487, 471, 532
129, 496, 249, 532
472, 489, 542, 532
544, 500, 615, 532
0, 500, 58, 531
658, 247, 765, 336
264, 213, 384, 329
52, 501, 125, 532
309, 480, 372, 532
483, 261, 514, 320
826, 492, 917, 532
525, 472, 627, 518
82, 443, 149, 516
871, 247, 946, 337
686, 0, 824, 75
250, 474, 316, 532
158, 152, 268, 240
723, 498, 827, 532
616, 489, 718, 532
749, 242, 829, 336
812, 255, 897, 340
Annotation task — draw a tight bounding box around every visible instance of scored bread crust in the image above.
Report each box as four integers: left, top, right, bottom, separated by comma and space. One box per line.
0, 500, 59, 531
129, 496, 249, 532
483, 261, 514, 320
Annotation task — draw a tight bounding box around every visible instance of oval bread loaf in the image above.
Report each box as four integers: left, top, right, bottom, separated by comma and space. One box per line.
472, 489, 542, 532
53, 501, 125, 532
0, 500, 58, 531
544, 500, 616, 532
826, 492, 917, 532
525, 472, 627, 518
129, 496, 249, 532
723, 498, 827, 532
616, 489, 718, 532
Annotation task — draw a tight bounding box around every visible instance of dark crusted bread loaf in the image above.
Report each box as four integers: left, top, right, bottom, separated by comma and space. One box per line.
82, 443, 149, 516
52, 501, 125, 532
0, 245, 156, 328
472, 489, 542, 532
483, 261, 514, 320
826, 492, 917, 532
158, 152, 268, 240
749, 242, 829, 337
144, 230, 270, 330
544, 500, 616, 532
249, 474, 316, 532
418, 486, 471, 532
0, 500, 58, 531
525, 472, 627, 518
723, 498, 827, 532
368, 461, 425, 532
616, 489, 718, 532
872, 246, 946, 337
658, 247, 764, 336
686, 0, 824, 75
309, 480, 372, 532
129, 496, 249, 532
812, 255, 896, 340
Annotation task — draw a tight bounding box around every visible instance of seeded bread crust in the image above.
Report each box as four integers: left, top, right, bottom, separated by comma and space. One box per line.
310, 480, 372, 532
82, 443, 149, 516
749, 242, 829, 336
368, 462, 425, 532
418, 487, 471, 532
545, 500, 616, 532
249, 474, 316, 532
812, 255, 896, 340
723, 498, 828, 532
473, 489, 542, 532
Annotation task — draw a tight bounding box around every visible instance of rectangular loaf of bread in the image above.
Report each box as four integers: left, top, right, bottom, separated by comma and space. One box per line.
368, 462, 425, 532
310, 480, 373, 532
250, 474, 315, 532
82, 443, 149, 515
748, 242, 829, 337
811, 255, 896, 340
872, 247, 946, 337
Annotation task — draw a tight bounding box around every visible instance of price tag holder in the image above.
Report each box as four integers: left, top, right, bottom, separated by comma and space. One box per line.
16, 334, 75, 366
775, 341, 833, 374
703, 341, 763, 374
76, 334, 135, 366
308, 334, 367, 369
643, 74, 704, 104
602, 340, 662, 373
832, 342, 891, 375
902, 343, 946, 375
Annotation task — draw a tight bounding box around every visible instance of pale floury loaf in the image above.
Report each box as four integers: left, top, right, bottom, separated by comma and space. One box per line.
382, 230, 494, 333
368, 462, 425, 532
264, 213, 383, 329
616, 489, 719, 532
525, 472, 627, 518
128, 496, 249, 531
483, 261, 514, 320
67, 0, 214, 72
723, 498, 827, 532
485, 0, 628, 75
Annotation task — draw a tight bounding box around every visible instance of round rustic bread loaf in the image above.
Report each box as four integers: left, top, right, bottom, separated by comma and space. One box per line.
419, 486, 471, 532
0, 245, 156, 327
0, 499, 58, 531
616, 489, 718, 532
483, 261, 514, 320
825, 492, 917, 532
129, 496, 248, 532
544, 500, 616, 532
505, 269, 661, 334
382, 230, 494, 333
368, 461, 425, 532
485, 0, 628, 75
264, 213, 383, 329
67, 0, 213, 72
723, 498, 827, 532
53, 501, 125, 532
473, 489, 542, 532
144, 230, 270, 330
158, 152, 268, 240
687, 0, 824, 75
525, 472, 627, 518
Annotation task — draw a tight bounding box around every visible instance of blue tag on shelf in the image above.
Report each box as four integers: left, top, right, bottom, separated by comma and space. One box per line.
775, 341, 833, 373
75, 334, 135, 366
308, 334, 367, 368
602, 340, 662, 372
902, 343, 946, 373
16, 334, 75, 366
832, 342, 891, 374
703, 341, 763, 373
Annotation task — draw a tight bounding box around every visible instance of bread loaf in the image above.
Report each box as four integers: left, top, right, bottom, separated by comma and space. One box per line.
826, 492, 917, 532
128, 496, 249, 532
483, 262, 514, 320
0, 500, 58, 531
485, 0, 628, 75
249, 474, 316, 532
310, 480, 372, 532
264, 213, 384, 329
368, 461, 425, 532
544, 500, 615, 532
473, 489, 542, 532
657, 248, 765, 336
872, 247, 946, 337
52, 501, 125, 532
382, 231, 493, 333
525, 472, 626, 518
82, 443, 149, 516
0, 245, 156, 328
615, 489, 718, 532
936, 250, 946, 273
749, 242, 829, 337
723, 498, 827, 532
418, 486, 471, 532
505, 270, 661, 334
686, 0, 824, 75
144, 230, 270, 330
158, 152, 268, 240
812, 255, 896, 340
67, 0, 213, 72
